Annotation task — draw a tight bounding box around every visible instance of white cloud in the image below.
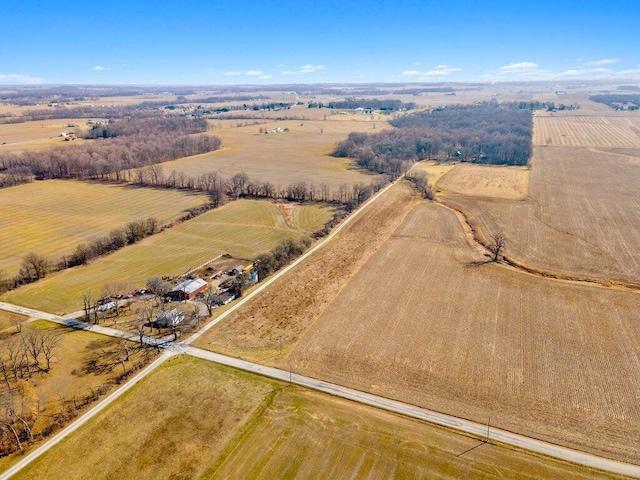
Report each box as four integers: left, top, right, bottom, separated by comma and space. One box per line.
283, 64, 325, 75
299, 64, 325, 73
401, 70, 422, 76
90, 65, 109, 71
583, 58, 620, 66
424, 65, 461, 76
225, 70, 269, 77
498, 62, 539, 73
259, 75, 272, 80
0, 73, 44, 84
121, 63, 129, 67
413, 61, 422, 65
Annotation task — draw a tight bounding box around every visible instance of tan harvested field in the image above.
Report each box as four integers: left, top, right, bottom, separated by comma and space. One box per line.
0, 320, 155, 471
12, 356, 279, 480
197, 182, 640, 464
209, 387, 624, 480
448, 145, 640, 284
437, 163, 529, 199
0, 119, 90, 153
0, 180, 207, 276
160, 117, 387, 190
413, 160, 457, 185
533, 114, 640, 147
292, 201, 640, 464
195, 182, 421, 362
3, 199, 323, 313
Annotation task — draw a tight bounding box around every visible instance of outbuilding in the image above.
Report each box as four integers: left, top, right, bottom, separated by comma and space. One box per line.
167, 278, 208, 301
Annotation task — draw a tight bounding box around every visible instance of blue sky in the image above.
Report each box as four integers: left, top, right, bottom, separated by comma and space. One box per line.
2, 0, 639, 85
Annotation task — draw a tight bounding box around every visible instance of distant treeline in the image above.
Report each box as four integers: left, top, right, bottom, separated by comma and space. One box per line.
191, 95, 268, 103
333, 102, 534, 171
308, 98, 416, 111
589, 94, 640, 110
0, 117, 220, 185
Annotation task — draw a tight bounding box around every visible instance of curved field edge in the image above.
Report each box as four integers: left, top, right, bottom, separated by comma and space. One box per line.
288, 200, 640, 464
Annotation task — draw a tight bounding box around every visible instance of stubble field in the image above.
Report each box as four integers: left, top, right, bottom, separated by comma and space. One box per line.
436, 163, 529, 199
196, 181, 640, 464
445, 145, 640, 285
0, 180, 207, 276
533, 114, 640, 147
287, 200, 640, 463
0, 119, 90, 153
3, 200, 329, 313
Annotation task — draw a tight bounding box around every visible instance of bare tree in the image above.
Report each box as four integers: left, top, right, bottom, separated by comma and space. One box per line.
40, 331, 61, 371
82, 291, 93, 321
489, 232, 507, 262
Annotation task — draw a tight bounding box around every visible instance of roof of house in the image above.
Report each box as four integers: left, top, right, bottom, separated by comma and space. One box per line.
170, 278, 208, 295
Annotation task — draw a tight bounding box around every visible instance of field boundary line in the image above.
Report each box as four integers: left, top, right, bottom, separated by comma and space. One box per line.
183, 345, 640, 479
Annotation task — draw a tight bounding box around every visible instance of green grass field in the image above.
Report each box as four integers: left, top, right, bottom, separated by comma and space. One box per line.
11, 356, 624, 480
0, 179, 207, 276
3, 199, 327, 313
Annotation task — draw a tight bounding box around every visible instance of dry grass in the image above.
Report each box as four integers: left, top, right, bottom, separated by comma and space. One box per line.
413, 160, 457, 185
291, 204, 335, 231
0, 180, 207, 276
533, 114, 640, 147
10, 355, 623, 479
0, 119, 90, 153
448, 145, 640, 284
3, 199, 322, 313
0, 320, 156, 471
194, 182, 421, 362
159, 117, 386, 190
209, 387, 624, 480
437, 163, 529, 199
11, 356, 279, 480
0, 311, 26, 332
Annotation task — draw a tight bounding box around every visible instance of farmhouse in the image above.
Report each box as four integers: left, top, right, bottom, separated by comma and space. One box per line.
167, 278, 208, 301
156, 308, 185, 328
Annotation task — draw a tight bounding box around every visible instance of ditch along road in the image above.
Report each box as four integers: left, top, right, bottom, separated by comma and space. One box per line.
2, 301, 640, 478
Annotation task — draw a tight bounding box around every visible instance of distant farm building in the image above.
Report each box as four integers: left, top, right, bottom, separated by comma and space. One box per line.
156, 308, 185, 328
167, 278, 208, 300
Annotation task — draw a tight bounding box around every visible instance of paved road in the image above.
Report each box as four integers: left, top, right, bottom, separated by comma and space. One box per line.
184, 175, 403, 346
0, 351, 174, 480
2, 300, 640, 478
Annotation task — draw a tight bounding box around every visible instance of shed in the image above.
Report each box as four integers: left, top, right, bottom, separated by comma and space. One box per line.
168, 278, 208, 300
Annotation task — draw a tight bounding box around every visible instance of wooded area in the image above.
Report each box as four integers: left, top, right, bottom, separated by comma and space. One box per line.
333, 102, 534, 173
0, 117, 221, 185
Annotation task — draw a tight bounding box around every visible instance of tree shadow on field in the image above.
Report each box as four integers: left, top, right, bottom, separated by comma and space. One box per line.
464, 258, 494, 268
